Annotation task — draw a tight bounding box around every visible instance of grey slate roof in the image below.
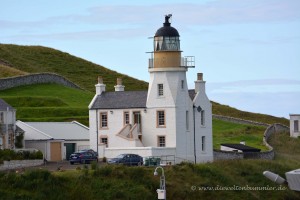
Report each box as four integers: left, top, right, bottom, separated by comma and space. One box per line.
0, 98, 15, 111
90, 91, 148, 109
221, 143, 261, 152
90, 90, 197, 110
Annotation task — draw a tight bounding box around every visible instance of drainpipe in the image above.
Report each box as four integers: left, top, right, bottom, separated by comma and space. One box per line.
193, 105, 196, 164
96, 109, 99, 156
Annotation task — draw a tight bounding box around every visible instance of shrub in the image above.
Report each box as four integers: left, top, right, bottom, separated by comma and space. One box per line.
91, 161, 98, 170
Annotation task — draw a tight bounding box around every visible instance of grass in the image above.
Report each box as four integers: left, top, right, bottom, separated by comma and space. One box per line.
0, 64, 27, 78
0, 84, 93, 125
212, 101, 289, 126
213, 119, 268, 151
0, 44, 148, 91
1, 133, 299, 200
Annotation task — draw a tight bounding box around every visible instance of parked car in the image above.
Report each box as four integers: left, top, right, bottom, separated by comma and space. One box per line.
107, 154, 143, 166
79, 149, 98, 157
69, 151, 98, 165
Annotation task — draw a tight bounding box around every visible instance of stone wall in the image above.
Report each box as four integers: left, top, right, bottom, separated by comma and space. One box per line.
0, 159, 43, 171
213, 114, 270, 127
213, 123, 289, 161
0, 73, 82, 90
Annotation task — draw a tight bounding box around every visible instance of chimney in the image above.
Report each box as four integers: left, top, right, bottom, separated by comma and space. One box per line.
95, 76, 106, 95
114, 78, 125, 92
194, 73, 206, 93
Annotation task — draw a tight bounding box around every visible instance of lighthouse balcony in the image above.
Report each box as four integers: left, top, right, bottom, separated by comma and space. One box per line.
148, 56, 195, 69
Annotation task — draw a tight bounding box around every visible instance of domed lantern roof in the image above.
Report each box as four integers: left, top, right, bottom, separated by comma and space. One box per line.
155, 14, 179, 37
154, 14, 180, 51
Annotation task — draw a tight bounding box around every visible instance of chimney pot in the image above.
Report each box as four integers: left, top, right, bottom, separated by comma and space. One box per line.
117, 78, 122, 85
98, 76, 103, 84
197, 73, 203, 81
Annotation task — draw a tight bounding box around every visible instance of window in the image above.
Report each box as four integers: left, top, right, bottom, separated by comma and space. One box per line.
158, 136, 166, 147
100, 137, 108, 147
158, 84, 164, 96
0, 112, 3, 123
201, 110, 205, 126
157, 110, 165, 127
124, 112, 130, 125
186, 111, 189, 130
294, 120, 299, 132
100, 112, 108, 128
201, 136, 206, 151
181, 80, 184, 89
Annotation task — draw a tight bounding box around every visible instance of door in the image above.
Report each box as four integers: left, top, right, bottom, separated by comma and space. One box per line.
50, 142, 62, 161
133, 111, 141, 133
65, 143, 75, 160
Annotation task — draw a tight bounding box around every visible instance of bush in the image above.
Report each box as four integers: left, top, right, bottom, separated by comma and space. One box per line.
0, 149, 43, 161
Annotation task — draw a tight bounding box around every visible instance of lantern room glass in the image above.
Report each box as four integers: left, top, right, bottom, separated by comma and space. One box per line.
154, 36, 180, 51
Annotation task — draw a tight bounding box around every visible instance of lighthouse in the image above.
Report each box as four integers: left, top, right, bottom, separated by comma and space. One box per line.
89, 14, 213, 163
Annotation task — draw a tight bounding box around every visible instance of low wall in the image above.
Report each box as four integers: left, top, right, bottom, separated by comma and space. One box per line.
0, 73, 82, 90
0, 159, 43, 171
213, 114, 269, 127
263, 123, 289, 150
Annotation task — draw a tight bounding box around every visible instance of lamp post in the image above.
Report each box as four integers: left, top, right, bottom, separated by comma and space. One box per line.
154, 166, 166, 200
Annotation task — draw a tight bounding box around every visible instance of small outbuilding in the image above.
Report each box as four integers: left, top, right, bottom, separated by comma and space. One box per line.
16, 121, 89, 161
221, 143, 261, 153
290, 114, 300, 138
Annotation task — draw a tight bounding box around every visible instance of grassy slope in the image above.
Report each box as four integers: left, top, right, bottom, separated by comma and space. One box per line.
213, 119, 268, 150
0, 84, 93, 125
0, 64, 27, 78
212, 101, 289, 126
0, 132, 299, 200
0, 44, 148, 91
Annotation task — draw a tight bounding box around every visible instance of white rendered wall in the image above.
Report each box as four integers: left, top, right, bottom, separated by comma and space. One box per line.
290, 114, 300, 138
193, 81, 214, 163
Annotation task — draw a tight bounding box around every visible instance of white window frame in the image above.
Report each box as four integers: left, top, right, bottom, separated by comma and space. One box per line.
157, 110, 166, 128
158, 84, 164, 96
201, 136, 206, 151
124, 111, 130, 125
158, 136, 166, 147
201, 110, 205, 126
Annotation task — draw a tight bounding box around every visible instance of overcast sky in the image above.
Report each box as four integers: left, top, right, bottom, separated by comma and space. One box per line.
1, 0, 299, 118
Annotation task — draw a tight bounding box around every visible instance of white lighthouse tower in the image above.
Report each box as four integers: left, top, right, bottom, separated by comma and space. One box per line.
144, 14, 212, 163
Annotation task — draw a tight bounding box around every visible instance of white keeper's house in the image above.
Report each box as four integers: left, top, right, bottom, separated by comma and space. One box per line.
89, 15, 213, 164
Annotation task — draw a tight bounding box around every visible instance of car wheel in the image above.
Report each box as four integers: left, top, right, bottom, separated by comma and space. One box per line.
70, 162, 74, 165
137, 162, 143, 166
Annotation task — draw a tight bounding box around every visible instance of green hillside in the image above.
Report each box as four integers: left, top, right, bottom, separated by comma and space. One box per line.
0, 84, 93, 125
212, 102, 289, 126
0, 44, 148, 91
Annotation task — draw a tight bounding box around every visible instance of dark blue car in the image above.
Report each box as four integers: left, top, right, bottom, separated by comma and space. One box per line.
107, 154, 143, 166
69, 151, 98, 165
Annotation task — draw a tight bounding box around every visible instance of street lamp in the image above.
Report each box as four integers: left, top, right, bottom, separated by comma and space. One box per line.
154, 166, 166, 200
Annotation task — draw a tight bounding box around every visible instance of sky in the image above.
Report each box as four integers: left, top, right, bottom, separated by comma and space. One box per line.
1, 0, 300, 119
